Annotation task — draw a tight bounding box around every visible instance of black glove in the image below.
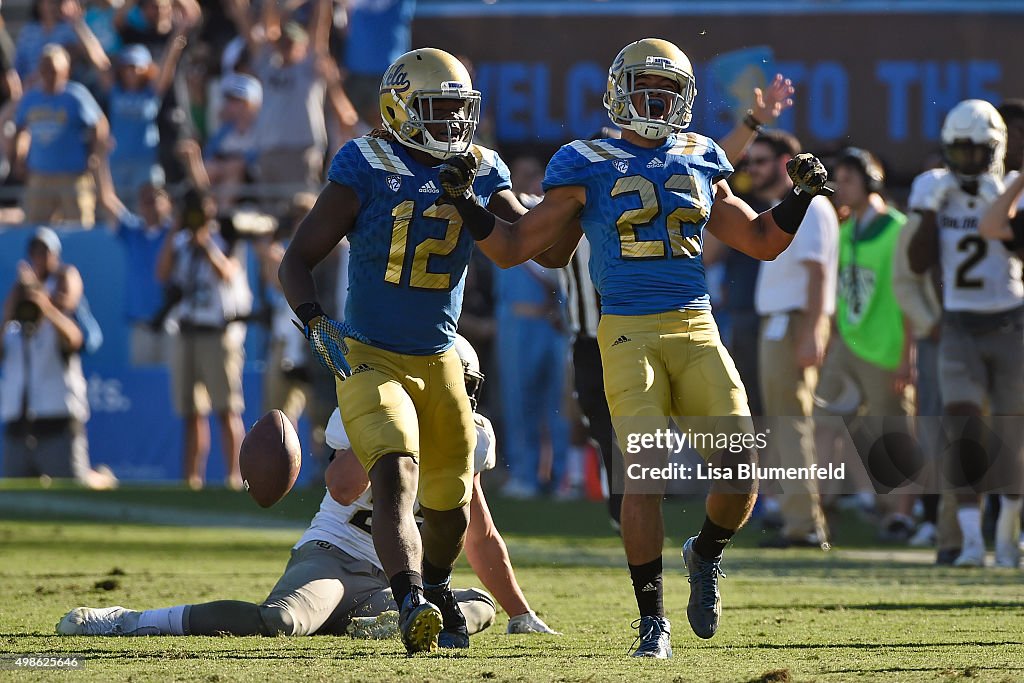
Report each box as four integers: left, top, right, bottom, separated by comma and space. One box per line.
786, 153, 834, 197
438, 152, 480, 201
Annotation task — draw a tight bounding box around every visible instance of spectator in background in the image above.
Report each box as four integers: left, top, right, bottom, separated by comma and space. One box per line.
751, 130, 838, 549
97, 37, 186, 206
114, 0, 202, 184
155, 187, 250, 490
494, 158, 571, 498
12, 44, 108, 227
343, 0, 416, 127
0, 228, 116, 489
96, 158, 173, 366
238, 0, 331, 203
16, 1, 111, 86
84, 0, 121, 55
815, 148, 916, 539
202, 72, 261, 207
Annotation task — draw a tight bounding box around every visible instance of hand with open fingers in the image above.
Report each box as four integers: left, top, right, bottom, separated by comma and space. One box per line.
438, 152, 479, 201
787, 153, 834, 197
298, 315, 351, 381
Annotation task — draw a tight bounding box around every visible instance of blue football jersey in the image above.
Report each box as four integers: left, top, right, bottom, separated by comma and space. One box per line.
328, 137, 511, 354
543, 133, 733, 315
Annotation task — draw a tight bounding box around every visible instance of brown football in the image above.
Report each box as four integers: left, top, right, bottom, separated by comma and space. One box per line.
240, 409, 301, 508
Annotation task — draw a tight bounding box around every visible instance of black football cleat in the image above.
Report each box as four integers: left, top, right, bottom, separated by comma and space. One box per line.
424, 581, 469, 649
398, 590, 442, 654
682, 535, 725, 639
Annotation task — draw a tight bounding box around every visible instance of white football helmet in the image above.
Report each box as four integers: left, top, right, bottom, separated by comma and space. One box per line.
941, 99, 1007, 182
453, 334, 484, 410
604, 38, 696, 140
379, 48, 481, 160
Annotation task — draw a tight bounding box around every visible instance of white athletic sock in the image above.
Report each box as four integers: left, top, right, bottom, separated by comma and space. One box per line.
137, 605, 188, 635
957, 506, 983, 547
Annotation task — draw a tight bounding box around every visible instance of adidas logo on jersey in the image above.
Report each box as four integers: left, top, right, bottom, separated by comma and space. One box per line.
611, 335, 631, 347
387, 175, 402, 192
419, 180, 440, 194
351, 364, 374, 375
647, 158, 665, 168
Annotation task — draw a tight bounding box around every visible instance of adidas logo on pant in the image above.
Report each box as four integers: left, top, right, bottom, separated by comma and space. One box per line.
611, 335, 631, 347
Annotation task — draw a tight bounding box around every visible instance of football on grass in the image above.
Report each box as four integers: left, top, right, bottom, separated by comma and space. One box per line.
240, 409, 301, 508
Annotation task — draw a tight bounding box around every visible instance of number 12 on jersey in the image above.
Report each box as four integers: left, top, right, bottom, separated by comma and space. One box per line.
612, 173, 709, 260
385, 201, 463, 290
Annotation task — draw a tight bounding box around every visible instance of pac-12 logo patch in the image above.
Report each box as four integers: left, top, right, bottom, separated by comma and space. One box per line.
614, 160, 629, 174
387, 175, 402, 192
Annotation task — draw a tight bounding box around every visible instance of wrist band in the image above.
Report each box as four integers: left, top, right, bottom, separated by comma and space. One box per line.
771, 188, 814, 235
295, 302, 325, 327
743, 110, 765, 133
452, 196, 496, 241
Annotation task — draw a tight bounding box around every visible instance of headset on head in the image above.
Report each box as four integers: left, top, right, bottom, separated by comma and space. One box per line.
838, 147, 885, 194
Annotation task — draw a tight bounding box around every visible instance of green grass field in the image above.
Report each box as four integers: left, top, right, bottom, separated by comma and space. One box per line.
0, 483, 1022, 682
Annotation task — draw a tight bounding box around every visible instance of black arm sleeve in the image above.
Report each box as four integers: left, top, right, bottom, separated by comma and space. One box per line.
770, 188, 814, 235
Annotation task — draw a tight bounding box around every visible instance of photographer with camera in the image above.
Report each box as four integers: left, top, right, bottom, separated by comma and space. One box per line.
155, 186, 251, 490
1, 228, 116, 488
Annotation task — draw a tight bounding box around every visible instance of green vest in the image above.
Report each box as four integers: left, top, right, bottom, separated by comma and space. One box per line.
836, 208, 906, 370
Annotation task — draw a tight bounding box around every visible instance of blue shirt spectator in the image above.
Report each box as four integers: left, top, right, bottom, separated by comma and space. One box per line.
85, 2, 121, 55
115, 207, 171, 323
15, 21, 78, 80
109, 84, 159, 164
15, 80, 102, 174
344, 0, 415, 77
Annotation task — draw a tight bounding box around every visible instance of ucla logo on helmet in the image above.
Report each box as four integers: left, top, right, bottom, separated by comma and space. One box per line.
387, 175, 402, 192
381, 63, 410, 94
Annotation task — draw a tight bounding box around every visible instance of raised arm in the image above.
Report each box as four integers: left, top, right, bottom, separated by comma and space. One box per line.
153, 28, 188, 97
705, 153, 832, 261
69, 2, 112, 72
718, 73, 795, 167
979, 170, 1024, 241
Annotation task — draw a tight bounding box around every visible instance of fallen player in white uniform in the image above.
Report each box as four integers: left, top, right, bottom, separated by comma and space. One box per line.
57, 336, 557, 639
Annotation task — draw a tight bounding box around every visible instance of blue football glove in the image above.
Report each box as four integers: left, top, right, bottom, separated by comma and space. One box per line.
296, 315, 351, 381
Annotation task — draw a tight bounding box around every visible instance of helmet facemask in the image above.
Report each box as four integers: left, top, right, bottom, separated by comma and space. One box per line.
943, 140, 999, 183
462, 364, 485, 411
390, 85, 481, 160
606, 63, 695, 140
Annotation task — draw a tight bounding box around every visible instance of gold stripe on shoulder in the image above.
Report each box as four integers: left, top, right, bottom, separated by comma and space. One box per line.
669, 133, 709, 157
569, 139, 634, 163
470, 145, 493, 176
355, 137, 415, 176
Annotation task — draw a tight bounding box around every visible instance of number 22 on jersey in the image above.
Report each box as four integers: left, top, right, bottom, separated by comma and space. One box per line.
612, 173, 709, 259
385, 201, 463, 290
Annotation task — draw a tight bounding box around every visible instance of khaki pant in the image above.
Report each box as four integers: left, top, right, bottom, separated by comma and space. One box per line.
24, 172, 96, 228
813, 337, 913, 515
169, 328, 245, 416
759, 311, 828, 541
